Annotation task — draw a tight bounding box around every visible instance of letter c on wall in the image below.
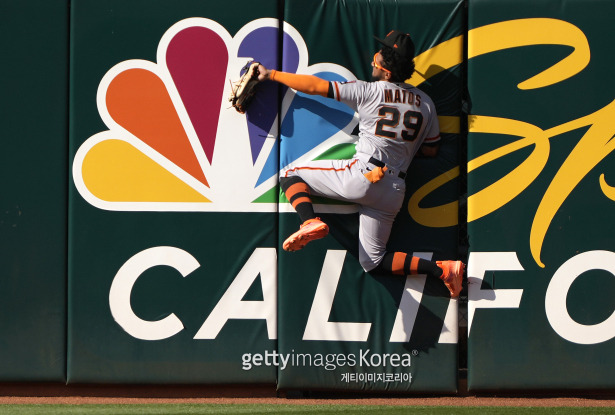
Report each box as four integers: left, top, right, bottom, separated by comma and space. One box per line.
109, 246, 200, 340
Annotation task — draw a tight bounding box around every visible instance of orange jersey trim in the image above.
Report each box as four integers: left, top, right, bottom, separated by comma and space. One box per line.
333, 82, 341, 101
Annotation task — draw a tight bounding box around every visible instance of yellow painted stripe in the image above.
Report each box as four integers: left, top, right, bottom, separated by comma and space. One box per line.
438, 115, 460, 134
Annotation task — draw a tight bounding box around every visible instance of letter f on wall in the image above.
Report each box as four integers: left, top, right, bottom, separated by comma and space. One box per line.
467, 252, 524, 336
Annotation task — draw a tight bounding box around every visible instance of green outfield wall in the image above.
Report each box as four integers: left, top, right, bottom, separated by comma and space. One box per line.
0, 0, 68, 381
1, 0, 614, 393
466, 0, 615, 390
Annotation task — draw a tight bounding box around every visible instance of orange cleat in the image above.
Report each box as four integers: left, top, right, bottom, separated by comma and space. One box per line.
283, 218, 329, 252
436, 260, 465, 298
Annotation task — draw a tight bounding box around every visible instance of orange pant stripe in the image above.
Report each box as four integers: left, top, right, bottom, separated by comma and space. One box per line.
391, 252, 407, 275
286, 182, 310, 199
284, 159, 359, 177
410, 257, 420, 274
291, 196, 312, 209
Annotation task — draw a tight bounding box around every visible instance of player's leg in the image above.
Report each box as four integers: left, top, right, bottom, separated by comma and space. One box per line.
280, 158, 366, 252
375, 252, 464, 298
356, 205, 398, 272
373, 252, 464, 298
283, 158, 370, 201
280, 175, 316, 223
280, 175, 328, 251
375, 252, 442, 277
358, 206, 464, 298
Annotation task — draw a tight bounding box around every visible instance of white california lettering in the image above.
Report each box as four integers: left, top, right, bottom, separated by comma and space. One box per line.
194, 247, 277, 339
545, 250, 615, 345
438, 295, 459, 344
388, 251, 459, 344
467, 252, 524, 335
389, 274, 426, 342
109, 246, 199, 340
389, 252, 430, 342
303, 250, 372, 341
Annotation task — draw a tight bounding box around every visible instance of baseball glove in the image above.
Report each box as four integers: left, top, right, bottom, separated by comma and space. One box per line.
229, 61, 261, 114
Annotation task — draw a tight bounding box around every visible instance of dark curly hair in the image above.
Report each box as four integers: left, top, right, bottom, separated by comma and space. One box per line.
380, 46, 415, 82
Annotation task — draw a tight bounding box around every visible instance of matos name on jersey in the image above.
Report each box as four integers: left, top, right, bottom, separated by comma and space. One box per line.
383, 88, 421, 106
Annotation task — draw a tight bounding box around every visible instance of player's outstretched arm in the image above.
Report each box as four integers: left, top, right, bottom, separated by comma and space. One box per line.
258, 64, 330, 97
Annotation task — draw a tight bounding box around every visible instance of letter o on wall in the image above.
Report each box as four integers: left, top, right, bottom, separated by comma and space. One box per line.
545, 250, 615, 345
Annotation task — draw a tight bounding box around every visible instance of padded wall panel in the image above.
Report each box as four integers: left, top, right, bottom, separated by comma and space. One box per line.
277, 0, 465, 392
0, 0, 68, 381
68, 0, 280, 383
467, 0, 615, 390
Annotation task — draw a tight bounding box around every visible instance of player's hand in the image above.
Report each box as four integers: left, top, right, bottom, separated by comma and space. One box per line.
257, 64, 271, 81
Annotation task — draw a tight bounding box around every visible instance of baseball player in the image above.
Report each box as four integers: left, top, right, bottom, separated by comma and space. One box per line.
257, 30, 464, 297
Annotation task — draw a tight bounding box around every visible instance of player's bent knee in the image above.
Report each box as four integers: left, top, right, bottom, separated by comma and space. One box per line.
280, 168, 299, 180
280, 176, 299, 191
359, 256, 379, 273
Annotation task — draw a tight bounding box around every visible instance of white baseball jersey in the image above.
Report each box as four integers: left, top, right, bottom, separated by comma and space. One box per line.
331, 79, 440, 172
282, 79, 440, 272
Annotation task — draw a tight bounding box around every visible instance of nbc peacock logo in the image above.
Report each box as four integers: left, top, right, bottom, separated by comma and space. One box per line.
73, 18, 358, 213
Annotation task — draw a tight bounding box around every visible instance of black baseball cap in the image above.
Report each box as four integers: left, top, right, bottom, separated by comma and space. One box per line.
374, 30, 415, 59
